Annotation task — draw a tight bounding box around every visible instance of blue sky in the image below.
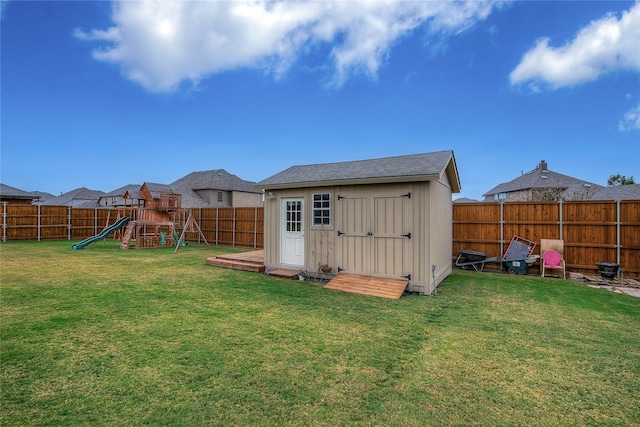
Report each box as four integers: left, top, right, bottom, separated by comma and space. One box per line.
1, 0, 639, 200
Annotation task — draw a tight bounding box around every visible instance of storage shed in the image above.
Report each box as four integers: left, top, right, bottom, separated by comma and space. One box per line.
257, 150, 461, 295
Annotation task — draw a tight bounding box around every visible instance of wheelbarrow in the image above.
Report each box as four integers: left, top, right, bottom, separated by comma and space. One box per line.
502, 236, 538, 274
455, 250, 501, 272
502, 256, 540, 274
456, 236, 539, 275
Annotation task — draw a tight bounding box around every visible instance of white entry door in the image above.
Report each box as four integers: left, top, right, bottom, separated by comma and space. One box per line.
281, 199, 304, 266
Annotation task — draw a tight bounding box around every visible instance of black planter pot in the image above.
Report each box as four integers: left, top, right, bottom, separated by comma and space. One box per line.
596, 262, 619, 280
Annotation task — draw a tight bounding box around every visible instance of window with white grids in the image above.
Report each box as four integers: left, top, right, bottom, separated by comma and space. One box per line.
312, 193, 331, 227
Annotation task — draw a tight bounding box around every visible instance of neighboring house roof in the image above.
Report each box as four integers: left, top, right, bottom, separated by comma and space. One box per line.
76, 200, 102, 208
171, 169, 261, 208
144, 182, 171, 192
589, 184, 640, 200
40, 187, 105, 205
104, 184, 141, 197
30, 191, 55, 202
257, 150, 461, 193
0, 183, 40, 202
483, 161, 601, 199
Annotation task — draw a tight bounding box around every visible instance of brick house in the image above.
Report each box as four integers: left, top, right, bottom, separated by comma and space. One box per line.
483, 161, 601, 202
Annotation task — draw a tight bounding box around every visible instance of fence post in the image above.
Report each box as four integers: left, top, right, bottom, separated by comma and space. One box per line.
232, 208, 236, 247
617, 199, 621, 267
215, 208, 219, 246
68, 206, 72, 241
559, 199, 563, 241
2, 202, 6, 242
254, 207, 258, 249
499, 201, 504, 257
38, 204, 41, 241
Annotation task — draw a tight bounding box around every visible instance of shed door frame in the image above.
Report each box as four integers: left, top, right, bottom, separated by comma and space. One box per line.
336, 189, 412, 279
371, 192, 412, 279
280, 198, 304, 267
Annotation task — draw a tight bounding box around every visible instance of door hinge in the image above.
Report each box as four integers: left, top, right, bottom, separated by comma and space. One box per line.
401, 232, 411, 239
401, 274, 411, 280
402, 192, 411, 198
337, 267, 344, 272
367, 232, 373, 236
337, 230, 344, 236
337, 195, 344, 200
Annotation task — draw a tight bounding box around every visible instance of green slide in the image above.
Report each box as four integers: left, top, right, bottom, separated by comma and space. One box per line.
72, 216, 130, 250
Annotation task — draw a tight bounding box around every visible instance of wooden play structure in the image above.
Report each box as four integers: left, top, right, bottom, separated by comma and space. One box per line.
110, 191, 209, 250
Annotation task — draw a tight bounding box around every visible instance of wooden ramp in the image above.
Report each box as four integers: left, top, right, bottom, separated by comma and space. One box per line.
206, 250, 265, 273
324, 273, 408, 299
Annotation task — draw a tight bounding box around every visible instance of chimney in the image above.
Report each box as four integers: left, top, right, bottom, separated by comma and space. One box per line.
539, 160, 548, 171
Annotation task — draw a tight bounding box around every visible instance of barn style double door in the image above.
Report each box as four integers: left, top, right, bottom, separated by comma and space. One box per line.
335, 189, 412, 280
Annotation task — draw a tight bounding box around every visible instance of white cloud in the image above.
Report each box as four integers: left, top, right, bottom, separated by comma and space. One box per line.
510, 1, 640, 89
619, 104, 640, 131
76, 0, 506, 92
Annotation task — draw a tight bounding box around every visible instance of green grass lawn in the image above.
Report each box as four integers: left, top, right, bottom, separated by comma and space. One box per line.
1, 241, 639, 426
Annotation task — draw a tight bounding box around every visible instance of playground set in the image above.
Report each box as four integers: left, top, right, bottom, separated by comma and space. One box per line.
72, 191, 209, 251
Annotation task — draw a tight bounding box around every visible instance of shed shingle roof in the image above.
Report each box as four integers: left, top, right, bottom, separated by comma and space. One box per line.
257, 150, 460, 192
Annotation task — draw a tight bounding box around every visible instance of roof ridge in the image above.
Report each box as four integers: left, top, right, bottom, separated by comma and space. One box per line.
287, 150, 453, 169
258, 150, 459, 193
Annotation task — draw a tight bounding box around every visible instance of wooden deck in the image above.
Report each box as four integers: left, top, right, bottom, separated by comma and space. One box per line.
207, 252, 410, 296
324, 273, 409, 299
206, 250, 265, 273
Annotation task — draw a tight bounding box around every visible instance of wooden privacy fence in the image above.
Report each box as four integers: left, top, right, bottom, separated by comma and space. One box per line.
1, 204, 264, 249
453, 200, 640, 278
3, 201, 638, 278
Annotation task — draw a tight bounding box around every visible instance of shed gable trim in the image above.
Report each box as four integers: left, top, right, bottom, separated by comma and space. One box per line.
259, 174, 441, 190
